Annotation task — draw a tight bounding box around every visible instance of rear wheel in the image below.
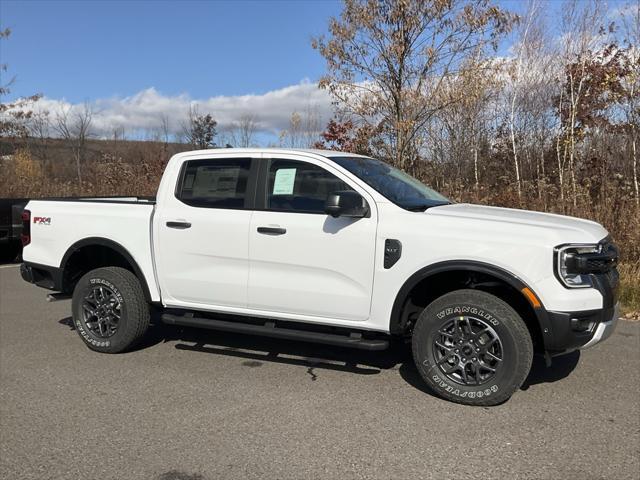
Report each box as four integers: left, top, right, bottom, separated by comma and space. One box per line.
412, 289, 533, 406
71, 266, 150, 353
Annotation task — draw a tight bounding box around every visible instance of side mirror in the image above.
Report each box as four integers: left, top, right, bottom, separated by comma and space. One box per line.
325, 191, 370, 218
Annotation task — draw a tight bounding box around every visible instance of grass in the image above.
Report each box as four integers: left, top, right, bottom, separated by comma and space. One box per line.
618, 261, 640, 319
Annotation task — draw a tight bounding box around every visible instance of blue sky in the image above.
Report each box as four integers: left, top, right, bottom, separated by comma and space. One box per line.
1, 0, 342, 101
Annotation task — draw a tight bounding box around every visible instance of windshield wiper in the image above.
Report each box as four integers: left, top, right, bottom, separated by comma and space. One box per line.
406, 202, 451, 212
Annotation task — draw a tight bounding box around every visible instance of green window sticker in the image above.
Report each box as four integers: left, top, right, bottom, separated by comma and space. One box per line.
273, 168, 296, 195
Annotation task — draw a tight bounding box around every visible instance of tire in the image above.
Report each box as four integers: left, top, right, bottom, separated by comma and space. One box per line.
71, 266, 150, 353
412, 289, 533, 406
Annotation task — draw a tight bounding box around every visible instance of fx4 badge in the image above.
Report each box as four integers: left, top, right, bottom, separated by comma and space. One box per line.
33, 216, 51, 225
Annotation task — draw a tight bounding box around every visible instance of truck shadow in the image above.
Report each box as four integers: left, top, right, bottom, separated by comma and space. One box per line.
58, 317, 580, 396
520, 351, 581, 389
162, 323, 403, 376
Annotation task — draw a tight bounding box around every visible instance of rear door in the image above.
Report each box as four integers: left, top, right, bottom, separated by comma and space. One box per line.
248, 154, 377, 321
155, 155, 258, 309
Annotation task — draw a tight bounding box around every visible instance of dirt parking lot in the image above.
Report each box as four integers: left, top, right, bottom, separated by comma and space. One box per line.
1, 263, 638, 480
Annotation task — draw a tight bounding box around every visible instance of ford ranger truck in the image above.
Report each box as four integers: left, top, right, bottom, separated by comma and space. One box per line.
20, 149, 620, 406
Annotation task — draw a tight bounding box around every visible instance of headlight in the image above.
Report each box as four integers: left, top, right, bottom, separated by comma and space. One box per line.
554, 244, 600, 288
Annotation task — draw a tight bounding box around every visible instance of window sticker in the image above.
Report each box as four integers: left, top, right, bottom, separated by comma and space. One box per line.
273, 168, 296, 195
192, 166, 240, 198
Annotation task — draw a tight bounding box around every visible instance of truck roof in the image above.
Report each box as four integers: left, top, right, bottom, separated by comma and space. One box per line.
174, 148, 369, 159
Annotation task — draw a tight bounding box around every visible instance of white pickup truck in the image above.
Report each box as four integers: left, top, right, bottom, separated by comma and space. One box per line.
20, 148, 620, 405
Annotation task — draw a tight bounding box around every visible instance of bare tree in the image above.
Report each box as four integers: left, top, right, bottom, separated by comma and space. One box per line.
228, 114, 257, 147
279, 111, 304, 148
506, 1, 541, 200
279, 106, 323, 148
431, 56, 501, 191
54, 103, 94, 183
159, 113, 171, 145
620, 3, 640, 206
555, 0, 605, 207
302, 104, 322, 148
26, 110, 51, 164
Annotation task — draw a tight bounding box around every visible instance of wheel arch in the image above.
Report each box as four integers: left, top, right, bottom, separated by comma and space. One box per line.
60, 237, 152, 302
390, 260, 552, 352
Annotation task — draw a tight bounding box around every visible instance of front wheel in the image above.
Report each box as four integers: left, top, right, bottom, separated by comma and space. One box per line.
71, 266, 150, 353
412, 289, 533, 406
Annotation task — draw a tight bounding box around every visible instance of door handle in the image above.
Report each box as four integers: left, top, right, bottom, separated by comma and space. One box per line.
166, 221, 191, 229
257, 226, 286, 235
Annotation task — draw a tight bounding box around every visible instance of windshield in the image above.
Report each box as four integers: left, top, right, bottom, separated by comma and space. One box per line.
330, 156, 451, 211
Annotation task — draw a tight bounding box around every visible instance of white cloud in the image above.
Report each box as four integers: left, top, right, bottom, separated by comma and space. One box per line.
33, 80, 334, 140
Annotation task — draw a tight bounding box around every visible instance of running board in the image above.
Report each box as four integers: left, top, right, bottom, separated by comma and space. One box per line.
161, 313, 389, 351
47, 293, 72, 302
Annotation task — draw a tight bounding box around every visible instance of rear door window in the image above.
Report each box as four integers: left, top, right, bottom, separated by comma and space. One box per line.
177, 158, 251, 209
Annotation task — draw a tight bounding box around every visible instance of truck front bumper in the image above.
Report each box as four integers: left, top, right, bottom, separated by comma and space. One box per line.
580, 303, 619, 349
544, 302, 620, 355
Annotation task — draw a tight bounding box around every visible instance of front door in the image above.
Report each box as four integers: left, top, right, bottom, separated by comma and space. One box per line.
248, 156, 377, 321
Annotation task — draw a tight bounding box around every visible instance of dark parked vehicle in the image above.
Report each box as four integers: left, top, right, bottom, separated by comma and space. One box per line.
0, 198, 28, 263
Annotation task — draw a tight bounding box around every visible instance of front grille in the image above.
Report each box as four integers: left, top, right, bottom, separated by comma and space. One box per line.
566, 241, 618, 274
597, 239, 620, 305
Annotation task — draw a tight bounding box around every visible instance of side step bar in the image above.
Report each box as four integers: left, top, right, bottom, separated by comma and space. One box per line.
161, 313, 389, 351
47, 293, 72, 302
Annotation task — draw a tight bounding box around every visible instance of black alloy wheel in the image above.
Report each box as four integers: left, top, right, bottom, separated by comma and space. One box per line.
81, 284, 122, 338
432, 315, 503, 386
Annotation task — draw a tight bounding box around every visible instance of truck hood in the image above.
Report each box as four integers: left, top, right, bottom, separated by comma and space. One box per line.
426, 203, 608, 243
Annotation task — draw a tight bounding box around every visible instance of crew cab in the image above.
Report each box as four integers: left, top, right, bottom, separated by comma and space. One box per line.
20, 149, 620, 405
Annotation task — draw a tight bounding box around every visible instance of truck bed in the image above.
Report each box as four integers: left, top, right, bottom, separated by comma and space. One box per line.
22, 198, 160, 300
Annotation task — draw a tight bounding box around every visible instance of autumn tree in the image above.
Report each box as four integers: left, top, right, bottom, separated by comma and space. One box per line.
312, 0, 517, 170
314, 117, 377, 156
557, 40, 635, 206
181, 105, 217, 149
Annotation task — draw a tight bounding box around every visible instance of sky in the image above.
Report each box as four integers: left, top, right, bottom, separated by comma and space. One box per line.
0, 0, 634, 142
1, 0, 343, 101
0, 0, 344, 142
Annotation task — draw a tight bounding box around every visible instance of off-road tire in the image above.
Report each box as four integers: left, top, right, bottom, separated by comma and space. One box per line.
412, 289, 533, 406
72, 266, 150, 353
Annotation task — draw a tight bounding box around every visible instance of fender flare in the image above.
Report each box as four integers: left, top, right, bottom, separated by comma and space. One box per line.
390, 260, 553, 347
60, 237, 153, 302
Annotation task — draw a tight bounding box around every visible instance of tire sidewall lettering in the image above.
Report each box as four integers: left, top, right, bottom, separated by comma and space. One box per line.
435, 305, 500, 327
430, 373, 499, 399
